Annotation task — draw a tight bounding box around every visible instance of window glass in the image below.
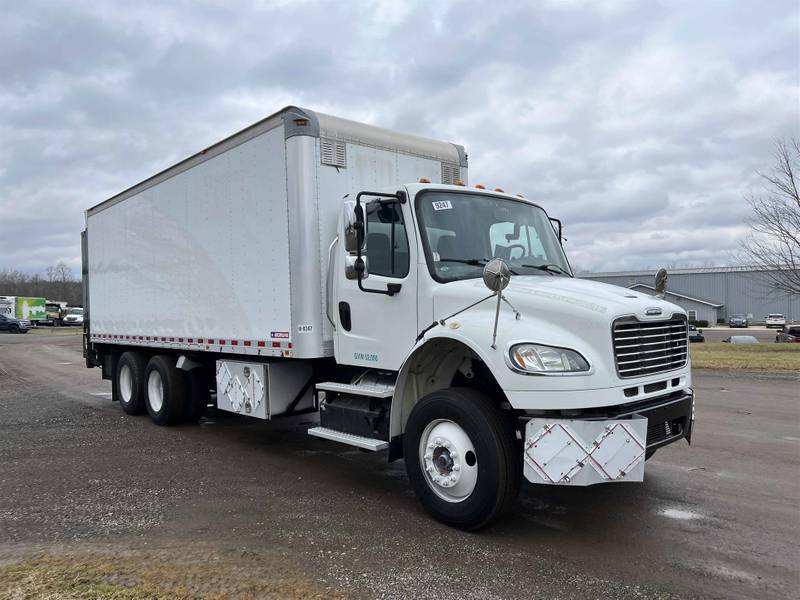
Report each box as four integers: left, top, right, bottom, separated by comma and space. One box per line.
687, 310, 697, 321
365, 201, 409, 278
416, 192, 571, 282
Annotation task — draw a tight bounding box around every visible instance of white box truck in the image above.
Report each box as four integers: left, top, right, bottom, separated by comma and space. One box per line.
83, 106, 695, 529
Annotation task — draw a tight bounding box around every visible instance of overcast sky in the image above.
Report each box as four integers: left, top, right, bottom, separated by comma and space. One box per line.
1, 0, 797, 275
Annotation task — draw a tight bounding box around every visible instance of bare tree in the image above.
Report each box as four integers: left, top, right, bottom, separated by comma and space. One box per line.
55, 262, 74, 283
739, 138, 800, 295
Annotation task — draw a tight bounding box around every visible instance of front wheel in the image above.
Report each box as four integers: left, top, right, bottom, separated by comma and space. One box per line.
9, 325, 19, 334
403, 388, 520, 530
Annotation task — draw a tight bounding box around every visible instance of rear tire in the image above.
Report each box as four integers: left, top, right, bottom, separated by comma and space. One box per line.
116, 351, 147, 415
403, 387, 520, 530
145, 355, 185, 426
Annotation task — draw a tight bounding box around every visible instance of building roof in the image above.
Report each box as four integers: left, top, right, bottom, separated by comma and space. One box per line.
628, 283, 724, 307
576, 265, 786, 277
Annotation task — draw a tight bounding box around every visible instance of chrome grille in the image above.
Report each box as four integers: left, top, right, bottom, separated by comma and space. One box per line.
613, 315, 688, 378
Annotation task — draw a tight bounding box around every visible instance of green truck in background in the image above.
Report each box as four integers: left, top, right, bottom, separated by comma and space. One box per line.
0, 296, 47, 323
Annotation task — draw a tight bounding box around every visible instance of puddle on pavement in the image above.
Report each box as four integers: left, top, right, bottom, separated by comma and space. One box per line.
659, 507, 704, 521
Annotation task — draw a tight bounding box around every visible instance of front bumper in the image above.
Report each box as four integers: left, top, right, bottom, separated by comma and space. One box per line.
522, 390, 694, 486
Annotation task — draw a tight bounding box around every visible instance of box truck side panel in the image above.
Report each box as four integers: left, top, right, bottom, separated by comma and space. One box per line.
88, 126, 293, 352
0, 297, 14, 317
16, 297, 46, 321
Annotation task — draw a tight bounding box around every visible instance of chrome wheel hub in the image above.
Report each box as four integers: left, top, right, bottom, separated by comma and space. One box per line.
119, 364, 133, 404
419, 419, 478, 503
147, 370, 164, 412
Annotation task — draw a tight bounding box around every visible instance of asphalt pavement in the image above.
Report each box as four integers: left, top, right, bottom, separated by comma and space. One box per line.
0, 332, 798, 599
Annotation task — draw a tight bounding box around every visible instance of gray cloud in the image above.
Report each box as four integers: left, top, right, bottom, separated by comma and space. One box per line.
0, 0, 797, 276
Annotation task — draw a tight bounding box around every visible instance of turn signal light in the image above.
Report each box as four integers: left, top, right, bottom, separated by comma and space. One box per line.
475, 184, 486, 189
419, 177, 431, 183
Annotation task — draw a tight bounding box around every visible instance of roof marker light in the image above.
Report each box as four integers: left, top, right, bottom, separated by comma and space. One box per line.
516, 193, 525, 198
475, 184, 486, 189
419, 177, 431, 183
494, 187, 505, 193
454, 180, 465, 186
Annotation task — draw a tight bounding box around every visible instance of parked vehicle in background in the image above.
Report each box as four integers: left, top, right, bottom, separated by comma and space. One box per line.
728, 314, 749, 328
723, 335, 759, 344
688, 324, 705, 343
765, 314, 786, 328
62, 307, 84, 326
45, 301, 68, 326
775, 326, 800, 343
82, 106, 696, 529
0, 296, 47, 325
0, 314, 30, 333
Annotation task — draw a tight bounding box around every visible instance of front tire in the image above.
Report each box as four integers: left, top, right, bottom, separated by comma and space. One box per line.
9, 325, 19, 334
145, 355, 185, 426
403, 388, 520, 530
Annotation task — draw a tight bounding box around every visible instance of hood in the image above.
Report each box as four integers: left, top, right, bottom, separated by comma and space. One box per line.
428, 275, 687, 392
433, 276, 684, 325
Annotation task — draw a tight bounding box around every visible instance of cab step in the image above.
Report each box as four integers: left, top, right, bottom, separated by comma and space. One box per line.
315, 381, 394, 398
307, 426, 389, 451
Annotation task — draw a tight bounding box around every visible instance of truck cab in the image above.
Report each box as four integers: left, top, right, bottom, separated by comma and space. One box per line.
320, 183, 694, 527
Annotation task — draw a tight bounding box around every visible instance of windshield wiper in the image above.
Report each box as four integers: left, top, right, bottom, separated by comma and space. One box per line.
520, 263, 570, 276
440, 258, 519, 275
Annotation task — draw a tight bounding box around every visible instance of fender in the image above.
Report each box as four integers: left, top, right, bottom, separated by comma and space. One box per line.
387, 322, 508, 461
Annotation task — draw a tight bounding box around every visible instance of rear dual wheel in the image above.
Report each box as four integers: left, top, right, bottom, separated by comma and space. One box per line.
115, 352, 208, 424
145, 355, 185, 426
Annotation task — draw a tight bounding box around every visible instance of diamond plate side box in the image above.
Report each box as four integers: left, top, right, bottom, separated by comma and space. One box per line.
523, 416, 647, 486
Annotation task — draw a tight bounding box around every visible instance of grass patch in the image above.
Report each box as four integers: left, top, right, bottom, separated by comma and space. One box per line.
0, 557, 179, 599
0, 554, 346, 600
690, 342, 800, 371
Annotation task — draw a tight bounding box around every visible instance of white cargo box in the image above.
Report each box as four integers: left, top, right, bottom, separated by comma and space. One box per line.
85, 106, 467, 359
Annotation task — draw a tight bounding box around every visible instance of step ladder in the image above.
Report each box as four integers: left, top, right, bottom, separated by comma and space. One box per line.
307, 427, 389, 451
315, 381, 394, 398
307, 381, 395, 451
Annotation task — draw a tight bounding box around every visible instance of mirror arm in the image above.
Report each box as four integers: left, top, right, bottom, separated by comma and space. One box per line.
549, 217, 563, 243
354, 190, 405, 297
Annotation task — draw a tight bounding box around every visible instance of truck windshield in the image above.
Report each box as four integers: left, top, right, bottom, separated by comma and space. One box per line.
416, 191, 572, 283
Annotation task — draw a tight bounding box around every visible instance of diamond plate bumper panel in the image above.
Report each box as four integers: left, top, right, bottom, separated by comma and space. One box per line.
523, 416, 647, 486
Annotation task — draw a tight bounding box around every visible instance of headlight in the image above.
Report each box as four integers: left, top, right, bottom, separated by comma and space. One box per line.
509, 343, 590, 374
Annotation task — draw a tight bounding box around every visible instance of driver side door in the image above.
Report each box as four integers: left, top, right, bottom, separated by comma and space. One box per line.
334, 195, 418, 370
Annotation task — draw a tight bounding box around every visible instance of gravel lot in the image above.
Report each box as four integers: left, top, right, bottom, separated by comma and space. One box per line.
0, 332, 798, 599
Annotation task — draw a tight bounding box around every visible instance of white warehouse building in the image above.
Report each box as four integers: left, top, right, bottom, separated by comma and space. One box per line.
578, 266, 799, 324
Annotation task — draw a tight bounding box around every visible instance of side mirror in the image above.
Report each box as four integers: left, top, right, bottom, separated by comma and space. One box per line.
342, 200, 364, 254
655, 268, 668, 298
483, 258, 511, 292
345, 255, 368, 280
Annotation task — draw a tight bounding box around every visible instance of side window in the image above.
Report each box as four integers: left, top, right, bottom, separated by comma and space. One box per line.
366, 201, 409, 278
687, 310, 697, 321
